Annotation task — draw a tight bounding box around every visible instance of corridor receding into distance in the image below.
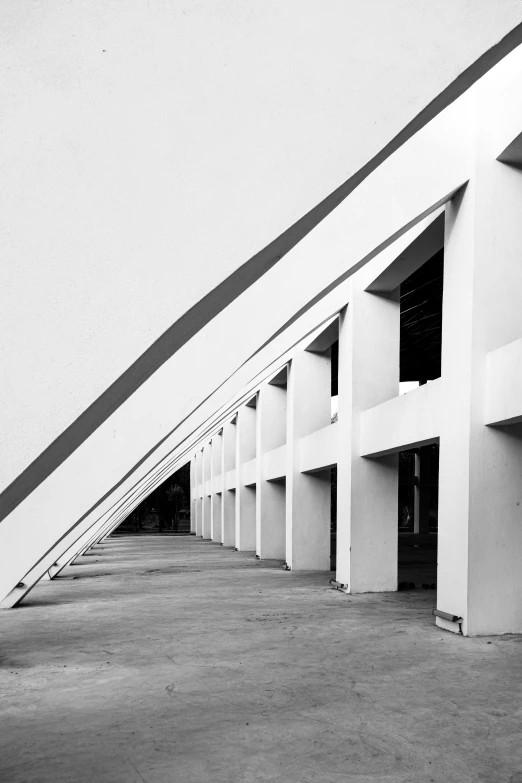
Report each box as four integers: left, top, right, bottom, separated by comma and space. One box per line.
3, 3, 522, 781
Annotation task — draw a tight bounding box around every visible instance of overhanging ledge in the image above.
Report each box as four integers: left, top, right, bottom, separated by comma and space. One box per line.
360, 380, 441, 457
485, 338, 522, 426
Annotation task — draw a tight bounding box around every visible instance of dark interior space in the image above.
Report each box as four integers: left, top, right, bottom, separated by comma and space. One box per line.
331, 338, 339, 397
398, 445, 439, 588
400, 248, 443, 382
397, 249, 443, 588
114, 462, 191, 535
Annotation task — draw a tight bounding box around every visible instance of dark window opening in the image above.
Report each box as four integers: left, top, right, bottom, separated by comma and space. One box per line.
114, 462, 191, 536
398, 445, 438, 590
400, 249, 444, 382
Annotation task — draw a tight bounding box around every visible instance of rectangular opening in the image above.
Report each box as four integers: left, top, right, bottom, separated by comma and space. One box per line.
398, 445, 439, 591
114, 462, 191, 535
400, 249, 444, 385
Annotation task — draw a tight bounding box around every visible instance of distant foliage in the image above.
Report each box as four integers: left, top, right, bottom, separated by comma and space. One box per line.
116, 462, 191, 533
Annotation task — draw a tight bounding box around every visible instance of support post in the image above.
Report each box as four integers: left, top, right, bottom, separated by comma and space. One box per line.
222, 419, 237, 547
236, 401, 257, 551
195, 450, 203, 536
202, 444, 212, 539
336, 283, 400, 592
256, 372, 287, 560
437, 118, 522, 634
286, 349, 331, 570
211, 431, 223, 542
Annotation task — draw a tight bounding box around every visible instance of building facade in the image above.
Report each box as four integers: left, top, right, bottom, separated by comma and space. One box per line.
2, 7, 522, 639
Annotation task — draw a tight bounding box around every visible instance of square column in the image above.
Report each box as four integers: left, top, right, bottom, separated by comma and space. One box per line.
202, 443, 212, 539
336, 284, 400, 592
222, 419, 237, 547
256, 372, 287, 559
211, 431, 223, 542
235, 401, 257, 551
437, 133, 522, 635
286, 349, 331, 570
195, 449, 203, 537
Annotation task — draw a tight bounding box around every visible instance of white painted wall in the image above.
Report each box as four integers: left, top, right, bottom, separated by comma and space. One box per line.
0, 63, 484, 601
222, 422, 236, 547
485, 338, 522, 425
437, 64, 522, 633
235, 404, 257, 551
4, 42, 522, 613
256, 382, 287, 559
300, 423, 338, 474
360, 380, 441, 457
286, 350, 331, 570
263, 445, 287, 483
211, 432, 223, 541
2, 1, 522, 487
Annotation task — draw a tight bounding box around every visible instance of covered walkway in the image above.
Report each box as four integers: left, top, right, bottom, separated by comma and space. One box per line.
1, 536, 521, 783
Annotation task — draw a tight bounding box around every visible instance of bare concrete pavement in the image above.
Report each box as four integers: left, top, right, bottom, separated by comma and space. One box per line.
1, 536, 521, 783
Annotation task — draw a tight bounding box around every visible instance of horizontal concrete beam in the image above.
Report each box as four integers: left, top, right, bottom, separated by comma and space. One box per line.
360, 380, 441, 457
263, 444, 287, 482
300, 422, 338, 473
485, 338, 522, 425
242, 458, 257, 488
225, 469, 236, 491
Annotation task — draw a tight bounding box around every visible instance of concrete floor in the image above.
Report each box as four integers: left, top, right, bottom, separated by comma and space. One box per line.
1, 537, 521, 783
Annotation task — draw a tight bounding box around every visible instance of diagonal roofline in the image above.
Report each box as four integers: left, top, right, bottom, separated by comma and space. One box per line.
2, 22, 522, 525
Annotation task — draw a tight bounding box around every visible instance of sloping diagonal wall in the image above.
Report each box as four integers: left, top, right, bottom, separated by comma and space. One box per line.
0, 85, 472, 604
3, 12, 522, 606
2, 2, 522, 515
47, 62, 522, 641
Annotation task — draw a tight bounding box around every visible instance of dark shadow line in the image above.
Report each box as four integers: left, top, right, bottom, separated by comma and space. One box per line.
2, 22, 522, 525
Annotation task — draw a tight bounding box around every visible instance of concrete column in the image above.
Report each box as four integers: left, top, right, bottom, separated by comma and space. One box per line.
211, 431, 223, 542
336, 283, 400, 592
202, 443, 212, 539
286, 349, 331, 570
195, 449, 203, 537
190, 457, 196, 534
256, 371, 287, 559
222, 419, 237, 547
437, 124, 522, 635
235, 400, 257, 551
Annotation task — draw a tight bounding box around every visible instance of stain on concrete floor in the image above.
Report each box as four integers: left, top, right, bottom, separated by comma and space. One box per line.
0, 536, 521, 783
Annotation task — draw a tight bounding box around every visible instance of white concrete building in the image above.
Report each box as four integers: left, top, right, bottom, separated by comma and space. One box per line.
2, 3, 522, 638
